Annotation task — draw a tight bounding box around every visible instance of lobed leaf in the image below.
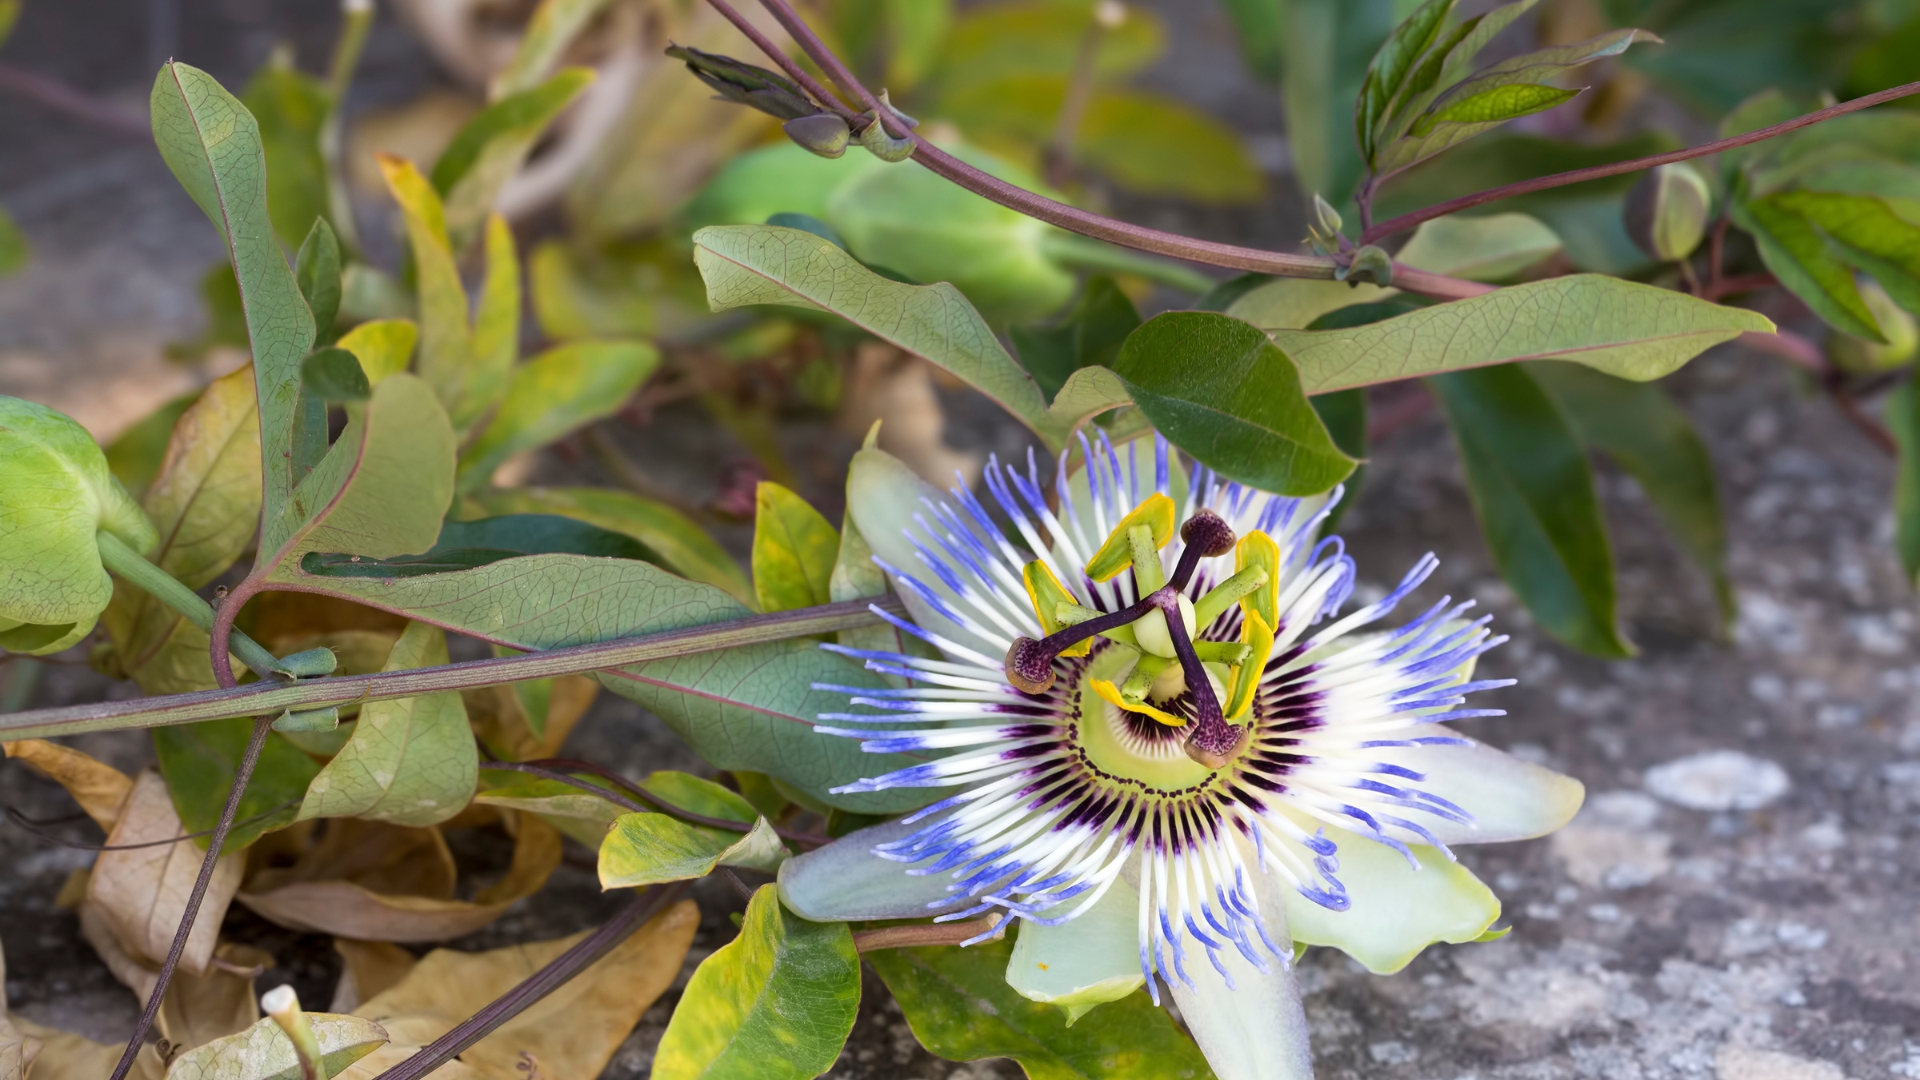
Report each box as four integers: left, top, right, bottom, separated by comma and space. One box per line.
151, 62, 316, 533
1112, 312, 1356, 496
1259, 275, 1774, 392
651, 885, 859, 1080
1429, 364, 1631, 657
868, 935, 1214, 1079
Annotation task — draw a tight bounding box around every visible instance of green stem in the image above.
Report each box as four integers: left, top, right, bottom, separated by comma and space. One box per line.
95, 532, 285, 680
0, 595, 906, 741
262, 986, 328, 1080
1038, 232, 1218, 294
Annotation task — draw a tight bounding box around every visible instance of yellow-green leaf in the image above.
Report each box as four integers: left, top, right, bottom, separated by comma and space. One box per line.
597, 811, 785, 887
334, 319, 418, 385
456, 340, 658, 491
298, 621, 478, 827
378, 155, 472, 416
751, 482, 839, 613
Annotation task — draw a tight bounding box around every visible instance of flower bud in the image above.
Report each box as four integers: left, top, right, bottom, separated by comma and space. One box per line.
0, 396, 156, 655
784, 114, 851, 159
1831, 278, 1920, 373
1624, 162, 1711, 263
1338, 244, 1395, 287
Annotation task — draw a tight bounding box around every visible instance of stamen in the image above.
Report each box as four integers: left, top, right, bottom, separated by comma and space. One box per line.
1168, 509, 1234, 590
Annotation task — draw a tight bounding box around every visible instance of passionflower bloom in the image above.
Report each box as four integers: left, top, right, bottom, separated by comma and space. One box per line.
779, 434, 1583, 1079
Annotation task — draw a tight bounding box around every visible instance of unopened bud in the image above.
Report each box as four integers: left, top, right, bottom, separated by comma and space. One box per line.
1624, 162, 1711, 263
1831, 278, 1920, 373
784, 114, 851, 159
1339, 244, 1394, 287
1307, 194, 1344, 253
858, 116, 915, 163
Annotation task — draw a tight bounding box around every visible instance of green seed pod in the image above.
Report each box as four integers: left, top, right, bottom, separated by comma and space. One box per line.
0, 396, 157, 654
1831, 278, 1920, 373
783, 114, 852, 159
1625, 162, 1712, 263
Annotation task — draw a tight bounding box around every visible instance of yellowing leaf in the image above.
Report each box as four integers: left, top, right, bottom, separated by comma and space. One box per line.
165, 1012, 388, 1080
85, 770, 243, 975
751, 482, 839, 613
653, 886, 859, 1080
598, 812, 786, 888
338, 900, 698, 1080
298, 621, 478, 827
335, 319, 418, 385
380, 155, 471, 419
0, 739, 132, 830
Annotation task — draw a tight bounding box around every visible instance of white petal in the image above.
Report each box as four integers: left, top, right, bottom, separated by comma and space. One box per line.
778, 819, 963, 921
847, 447, 1007, 661
1167, 865, 1314, 1080
1388, 734, 1585, 844
1281, 820, 1499, 975
1005, 876, 1144, 1022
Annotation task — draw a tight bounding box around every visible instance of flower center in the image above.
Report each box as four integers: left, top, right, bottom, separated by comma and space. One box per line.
1003, 499, 1285, 771
1073, 643, 1215, 790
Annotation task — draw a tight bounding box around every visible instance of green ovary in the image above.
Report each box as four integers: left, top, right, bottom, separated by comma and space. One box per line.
1074, 647, 1213, 791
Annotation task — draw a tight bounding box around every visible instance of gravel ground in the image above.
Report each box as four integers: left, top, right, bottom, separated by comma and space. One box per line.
4, 2, 1918, 1079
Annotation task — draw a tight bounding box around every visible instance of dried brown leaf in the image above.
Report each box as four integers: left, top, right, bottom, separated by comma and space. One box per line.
338, 899, 699, 1080
237, 817, 560, 942
329, 939, 419, 1013
76, 903, 272, 1052
85, 770, 243, 974
7, 1016, 164, 1080
462, 674, 596, 763
1, 739, 134, 830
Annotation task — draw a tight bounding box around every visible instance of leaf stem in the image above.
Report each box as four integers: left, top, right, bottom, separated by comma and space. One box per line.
1361, 79, 1920, 245
369, 882, 686, 1080
0, 596, 908, 741
108, 717, 272, 1080
94, 531, 285, 679
699, 0, 1493, 299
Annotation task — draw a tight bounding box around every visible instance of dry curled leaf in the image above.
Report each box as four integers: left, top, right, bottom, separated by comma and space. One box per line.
1, 738, 133, 830
338, 899, 699, 1080
77, 903, 273, 1052
0, 941, 42, 1080
329, 939, 419, 1013
238, 815, 561, 942
6, 1016, 164, 1080
462, 674, 597, 763
85, 769, 243, 975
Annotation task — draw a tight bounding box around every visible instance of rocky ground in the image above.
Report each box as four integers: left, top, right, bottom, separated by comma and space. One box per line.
4, 2, 1918, 1079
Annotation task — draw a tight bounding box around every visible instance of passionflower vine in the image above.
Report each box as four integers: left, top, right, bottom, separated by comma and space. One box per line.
779, 434, 1583, 1079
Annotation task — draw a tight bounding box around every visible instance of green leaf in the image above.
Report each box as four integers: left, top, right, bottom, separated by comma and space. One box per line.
1889, 380, 1920, 586
598, 810, 786, 887
240, 57, 333, 251
1225, 277, 1398, 331
455, 339, 659, 491
867, 935, 1214, 1080
152, 61, 317, 535
692, 224, 1059, 445
466, 486, 751, 603
297, 621, 477, 826
1770, 189, 1920, 317
1378, 30, 1657, 176
154, 718, 321, 851
1532, 361, 1733, 629
1218, 0, 1284, 81
299, 347, 369, 403
652, 885, 859, 1080
934, 1, 1164, 95
1356, 0, 1456, 165
1283, 0, 1397, 203
1260, 275, 1774, 392
1012, 276, 1142, 403
1310, 388, 1367, 532
162, 1012, 387, 1080
1111, 312, 1356, 496
263, 374, 457, 574
752, 483, 839, 613
294, 218, 342, 345
494, 0, 616, 97
1394, 212, 1561, 281
0, 207, 27, 277
823, 148, 1077, 323
1429, 364, 1630, 657
681, 142, 887, 233
430, 67, 595, 248
253, 555, 935, 812
1734, 196, 1885, 340
335, 318, 418, 385
301, 513, 662, 578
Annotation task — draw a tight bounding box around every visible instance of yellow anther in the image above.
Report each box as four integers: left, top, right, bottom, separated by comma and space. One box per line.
1083, 493, 1177, 582
1022, 560, 1090, 657
1091, 677, 1186, 727
1225, 608, 1275, 722
1235, 530, 1281, 631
